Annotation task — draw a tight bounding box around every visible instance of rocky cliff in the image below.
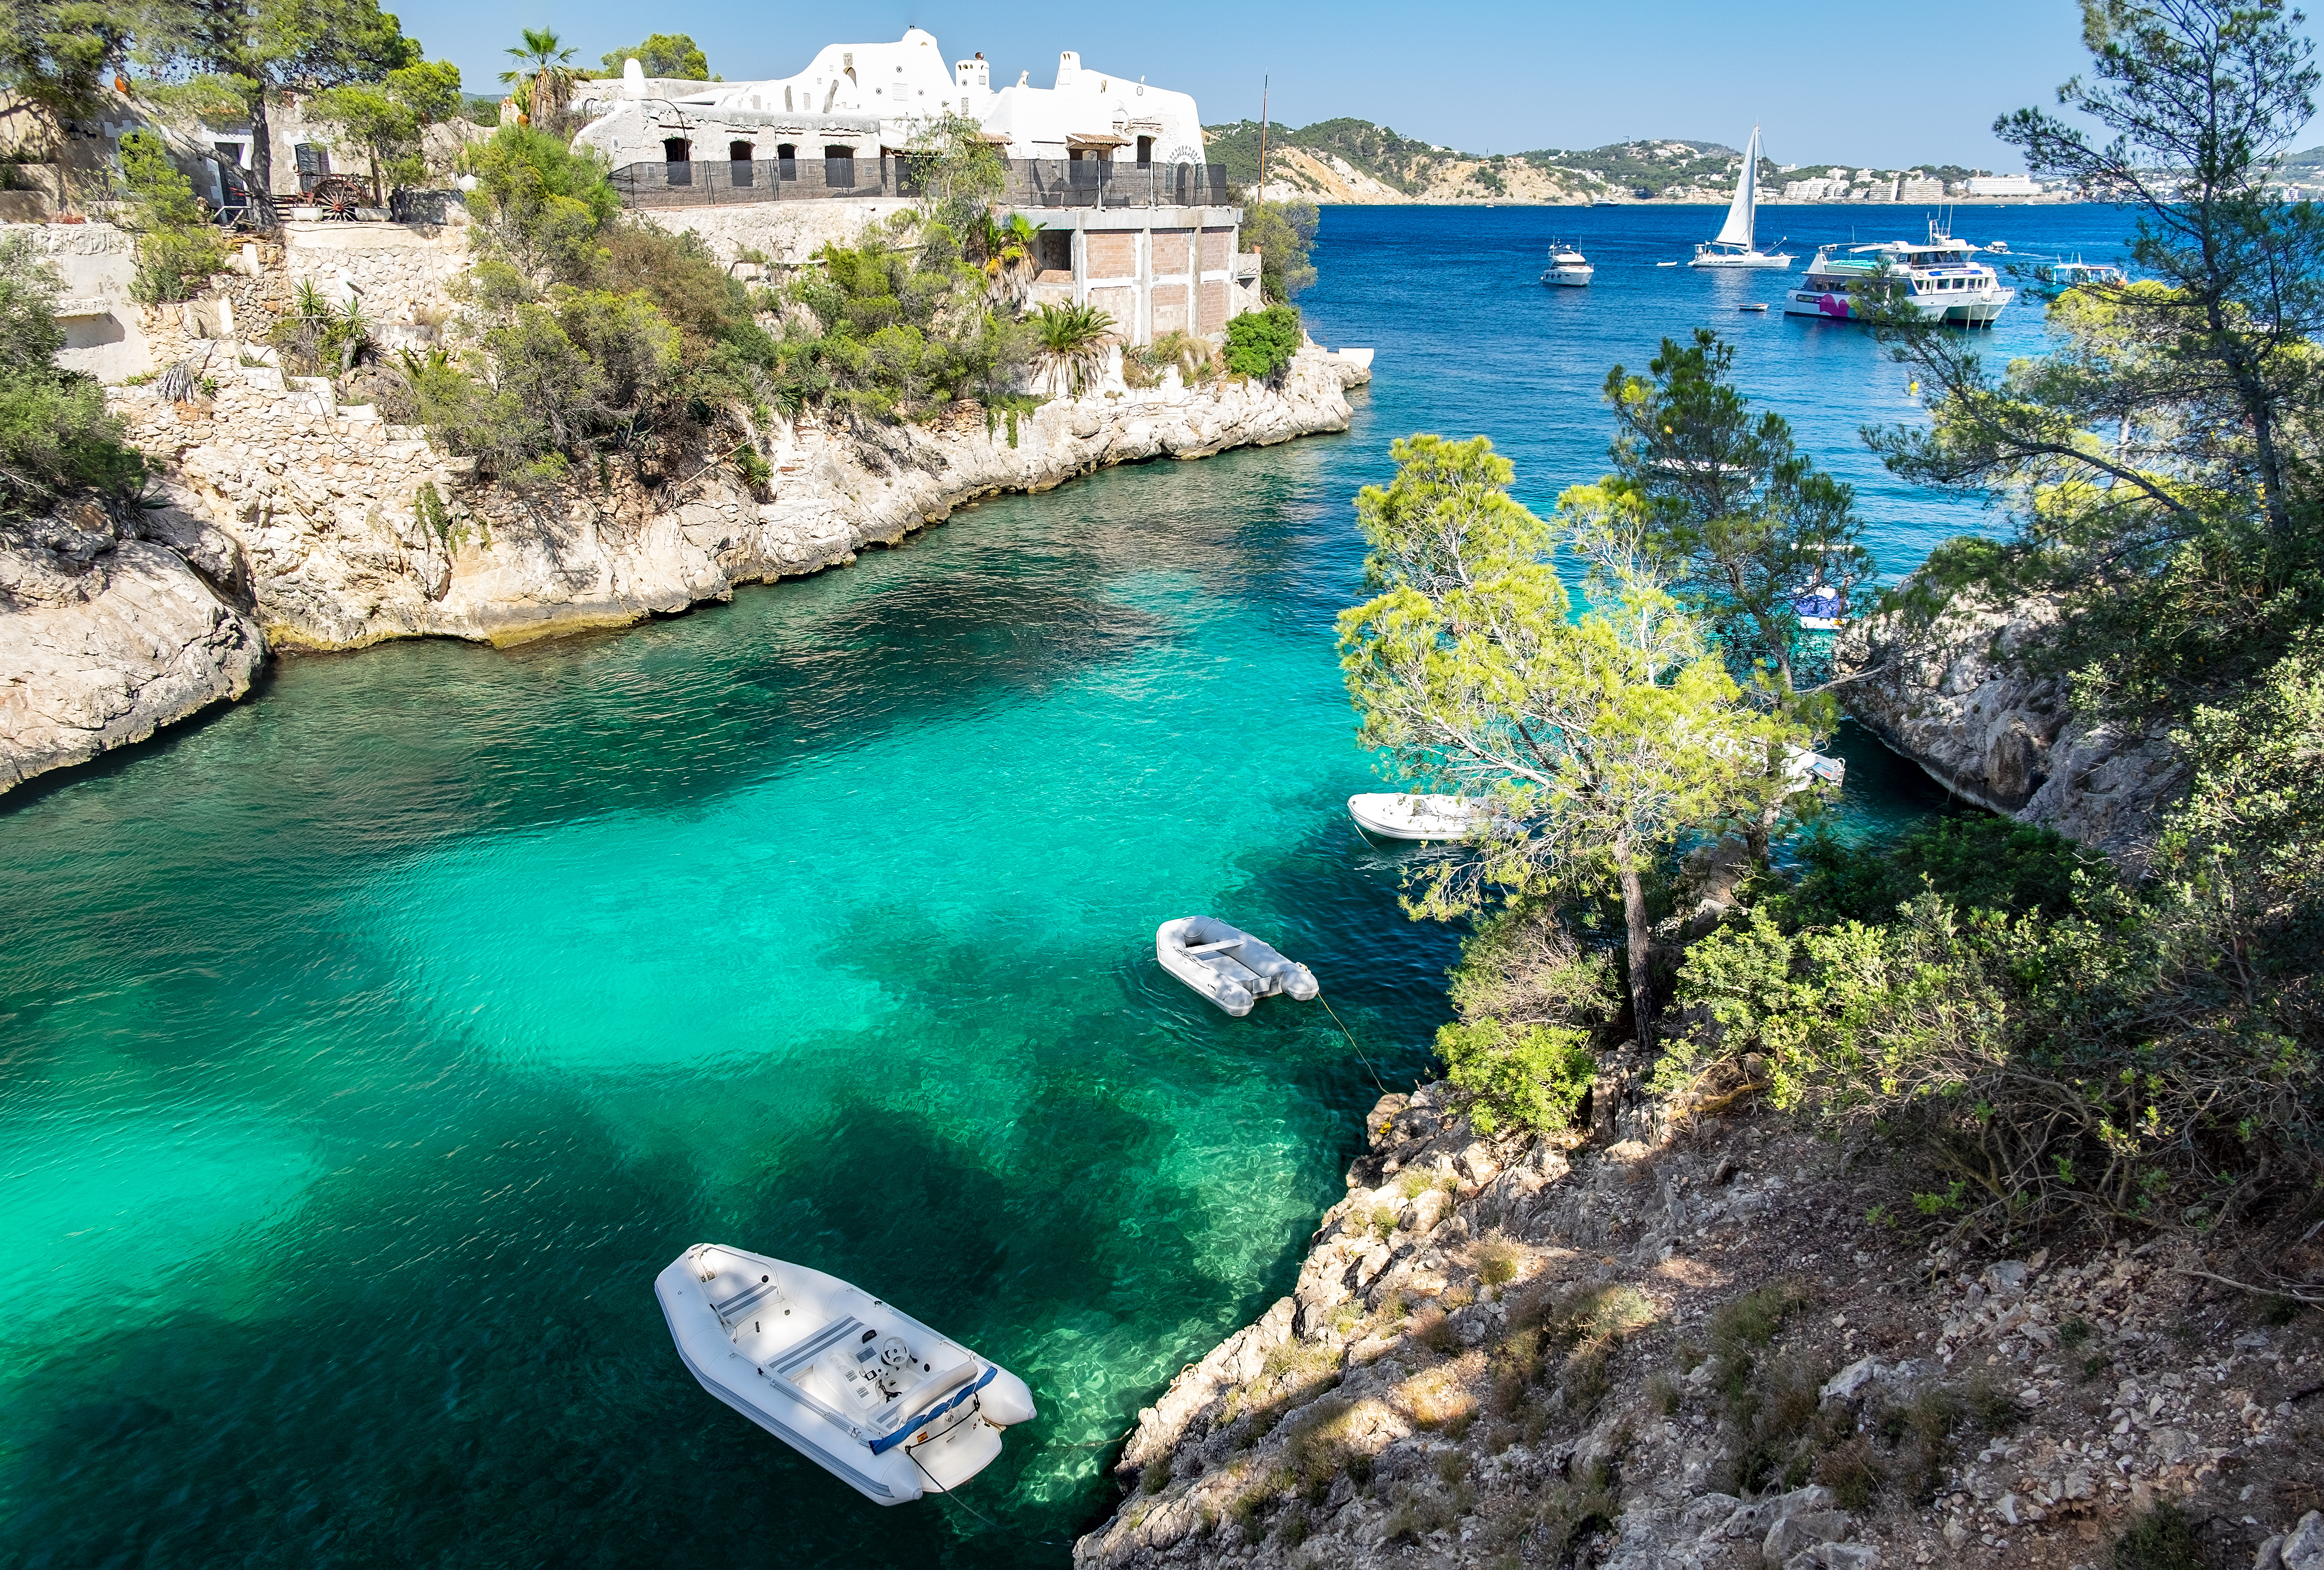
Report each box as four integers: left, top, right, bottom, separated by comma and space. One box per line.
1071, 1082, 2324, 1570
0, 346, 1366, 794
1837, 595, 2185, 867
0, 499, 263, 794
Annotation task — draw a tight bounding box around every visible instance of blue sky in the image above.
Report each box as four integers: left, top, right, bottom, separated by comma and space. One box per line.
384, 0, 2323, 171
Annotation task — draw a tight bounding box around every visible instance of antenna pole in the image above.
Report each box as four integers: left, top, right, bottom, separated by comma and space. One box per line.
1258, 76, 1269, 197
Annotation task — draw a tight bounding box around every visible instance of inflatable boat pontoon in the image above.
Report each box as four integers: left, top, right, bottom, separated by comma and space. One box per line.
1347, 792, 1484, 842
656, 1243, 1036, 1504
1156, 916, 1320, 1017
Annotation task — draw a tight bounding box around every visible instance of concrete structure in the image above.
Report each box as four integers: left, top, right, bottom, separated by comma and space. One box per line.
1966, 175, 2040, 198
570, 29, 1205, 176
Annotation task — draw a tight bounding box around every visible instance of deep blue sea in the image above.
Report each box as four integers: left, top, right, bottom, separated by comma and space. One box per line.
0, 204, 2130, 1568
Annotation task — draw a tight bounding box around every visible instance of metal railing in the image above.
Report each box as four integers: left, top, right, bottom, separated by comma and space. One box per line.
609, 157, 1235, 211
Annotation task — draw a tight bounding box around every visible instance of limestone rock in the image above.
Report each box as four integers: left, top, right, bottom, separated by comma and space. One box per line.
2283, 1511, 2324, 1570
1837, 589, 2183, 864
1, 526, 264, 794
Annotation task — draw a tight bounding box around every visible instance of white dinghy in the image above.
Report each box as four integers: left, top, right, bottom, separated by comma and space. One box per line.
656, 1243, 1037, 1505
1155, 916, 1319, 1017
1347, 792, 1484, 842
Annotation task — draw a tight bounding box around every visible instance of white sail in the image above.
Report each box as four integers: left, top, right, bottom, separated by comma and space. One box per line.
1713, 126, 1759, 249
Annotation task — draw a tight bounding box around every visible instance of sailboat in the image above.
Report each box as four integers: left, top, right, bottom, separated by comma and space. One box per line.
1691, 126, 1795, 270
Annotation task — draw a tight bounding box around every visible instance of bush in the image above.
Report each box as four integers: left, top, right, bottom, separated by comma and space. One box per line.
2110, 1503, 2208, 1570
1436, 905, 1616, 1134
0, 233, 143, 518
117, 131, 219, 304
1223, 303, 1302, 381
1242, 199, 1320, 302
1437, 1018, 1596, 1136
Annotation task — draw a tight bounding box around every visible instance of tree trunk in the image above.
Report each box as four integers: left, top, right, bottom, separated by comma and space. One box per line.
246, 90, 279, 227
1616, 830, 1654, 1050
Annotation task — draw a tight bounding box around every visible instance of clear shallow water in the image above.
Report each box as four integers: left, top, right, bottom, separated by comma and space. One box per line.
0, 204, 2116, 1568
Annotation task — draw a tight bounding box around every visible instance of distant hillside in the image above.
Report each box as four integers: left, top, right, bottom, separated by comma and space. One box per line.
1201, 118, 1996, 204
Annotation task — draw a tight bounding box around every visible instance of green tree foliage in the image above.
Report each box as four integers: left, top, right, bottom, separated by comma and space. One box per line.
1435, 904, 1618, 1134
0, 0, 128, 211
309, 61, 460, 198
1242, 198, 1319, 302
134, 0, 421, 226
1603, 329, 1874, 693
1223, 303, 1302, 381
1338, 434, 1803, 1042
1868, 0, 2324, 721
1669, 661, 2321, 1243
461, 125, 620, 279
0, 233, 143, 518
600, 33, 708, 80
116, 130, 220, 302
907, 114, 1008, 241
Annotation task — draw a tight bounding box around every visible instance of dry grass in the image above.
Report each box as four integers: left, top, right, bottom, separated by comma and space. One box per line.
1395, 1362, 1480, 1430
1473, 1234, 1526, 1287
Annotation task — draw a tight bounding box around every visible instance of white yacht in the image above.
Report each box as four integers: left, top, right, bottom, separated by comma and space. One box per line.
1785, 222, 2015, 326
1541, 243, 1593, 286
1691, 126, 1794, 269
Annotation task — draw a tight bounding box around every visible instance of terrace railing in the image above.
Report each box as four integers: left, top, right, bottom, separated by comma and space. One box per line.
609, 157, 1235, 211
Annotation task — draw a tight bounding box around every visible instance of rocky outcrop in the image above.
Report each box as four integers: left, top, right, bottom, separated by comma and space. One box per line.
1072, 1082, 2324, 1570
1, 346, 1365, 794
0, 500, 264, 794
1837, 593, 2185, 865
112, 344, 1365, 652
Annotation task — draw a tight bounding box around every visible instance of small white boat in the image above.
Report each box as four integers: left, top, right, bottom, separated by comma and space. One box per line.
1155, 916, 1318, 1017
1347, 792, 1483, 842
1541, 243, 1594, 286
656, 1243, 1038, 1505
1795, 584, 1846, 629
1784, 748, 1847, 790
1690, 126, 1796, 270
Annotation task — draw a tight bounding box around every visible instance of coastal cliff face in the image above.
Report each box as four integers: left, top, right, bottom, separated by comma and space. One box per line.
1837, 596, 2184, 866
0, 500, 264, 794
0, 349, 1365, 793
1072, 1083, 2323, 1570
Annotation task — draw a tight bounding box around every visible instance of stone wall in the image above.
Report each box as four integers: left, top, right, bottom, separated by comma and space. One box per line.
9, 221, 154, 382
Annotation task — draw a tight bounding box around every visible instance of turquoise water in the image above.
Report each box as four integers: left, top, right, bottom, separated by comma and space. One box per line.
0, 205, 2114, 1566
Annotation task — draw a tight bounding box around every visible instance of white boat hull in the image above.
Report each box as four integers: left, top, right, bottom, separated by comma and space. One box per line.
1156, 916, 1318, 1017
1689, 250, 1795, 269
1542, 266, 1593, 286
656, 1245, 1037, 1505
1347, 792, 1483, 842
1784, 287, 2013, 326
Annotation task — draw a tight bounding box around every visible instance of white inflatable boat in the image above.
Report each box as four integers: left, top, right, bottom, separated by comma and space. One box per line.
656, 1243, 1037, 1505
1155, 916, 1320, 1017
1348, 792, 1484, 842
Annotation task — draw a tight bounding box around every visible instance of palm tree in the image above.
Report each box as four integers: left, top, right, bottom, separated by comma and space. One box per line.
980, 213, 1041, 308
500, 28, 577, 131
1032, 302, 1116, 397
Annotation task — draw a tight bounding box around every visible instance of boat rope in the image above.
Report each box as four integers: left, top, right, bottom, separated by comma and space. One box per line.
907, 1446, 1000, 1528
1319, 996, 1389, 1098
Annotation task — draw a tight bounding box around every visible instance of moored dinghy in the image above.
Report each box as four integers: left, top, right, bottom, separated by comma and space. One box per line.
1347, 792, 1484, 842
1156, 916, 1319, 1017
656, 1243, 1037, 1505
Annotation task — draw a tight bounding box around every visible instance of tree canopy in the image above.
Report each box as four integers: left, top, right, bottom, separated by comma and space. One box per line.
600, 33, 708, 80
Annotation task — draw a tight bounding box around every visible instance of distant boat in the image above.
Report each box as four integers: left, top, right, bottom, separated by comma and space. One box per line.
2034, 256, 2125, 288
1739, 302, 1769, 312
1541, 243, 1594, 287
1691, 126, 1796, 270
1657, 260, 1680, 267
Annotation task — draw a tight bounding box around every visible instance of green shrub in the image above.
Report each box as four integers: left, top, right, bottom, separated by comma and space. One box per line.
1437, 1017, 1596, 1136
1223, 303, 1302, 381
117, 131, 219, 304
0, 233, 143, 517
2110, 1502, 2208, 1570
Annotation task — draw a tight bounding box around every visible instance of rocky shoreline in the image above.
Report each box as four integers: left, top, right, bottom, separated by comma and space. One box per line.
0, 346, 1366, 795
1071, 1082, 2323, 1570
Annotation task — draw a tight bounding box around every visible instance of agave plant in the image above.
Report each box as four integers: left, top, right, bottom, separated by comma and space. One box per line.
1032, 302, 1116, 397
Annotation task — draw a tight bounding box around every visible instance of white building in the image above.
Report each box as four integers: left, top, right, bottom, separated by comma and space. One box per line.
570, 28, 1206, 172
1966, 174, 2039, 198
